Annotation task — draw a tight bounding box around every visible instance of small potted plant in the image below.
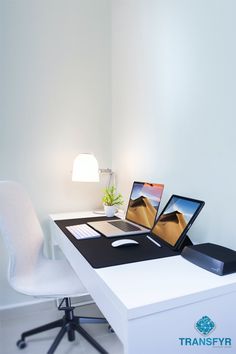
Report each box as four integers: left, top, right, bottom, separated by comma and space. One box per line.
102, 185, 124, 217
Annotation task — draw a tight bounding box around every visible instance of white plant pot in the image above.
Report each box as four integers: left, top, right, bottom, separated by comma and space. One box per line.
104, 205, 116, 217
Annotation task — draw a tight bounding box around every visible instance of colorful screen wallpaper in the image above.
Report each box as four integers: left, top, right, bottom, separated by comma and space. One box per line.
152, 196, 201, 246
126, 182, 164, 228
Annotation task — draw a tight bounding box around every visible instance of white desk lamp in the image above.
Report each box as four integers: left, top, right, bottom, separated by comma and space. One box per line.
72, 153, 114, 213
72, 153, 99, 182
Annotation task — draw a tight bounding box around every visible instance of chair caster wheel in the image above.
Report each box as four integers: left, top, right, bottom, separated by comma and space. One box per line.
16, 339, 27, 349
108, 324, 114, 333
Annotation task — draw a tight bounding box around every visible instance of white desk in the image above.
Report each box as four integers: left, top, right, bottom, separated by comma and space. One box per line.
50, 211, 236, 354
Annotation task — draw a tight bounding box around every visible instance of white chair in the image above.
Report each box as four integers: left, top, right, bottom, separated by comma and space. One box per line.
0, 181, 108, 354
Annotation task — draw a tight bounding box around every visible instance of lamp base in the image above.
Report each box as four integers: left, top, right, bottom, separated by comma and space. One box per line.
93, 209, 105, 215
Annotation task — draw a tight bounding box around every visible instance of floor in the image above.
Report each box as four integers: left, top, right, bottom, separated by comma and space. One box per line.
0, 300, 123, 354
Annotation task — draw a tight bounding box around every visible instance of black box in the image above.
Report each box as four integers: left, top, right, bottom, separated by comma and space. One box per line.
181, 243, 236, 275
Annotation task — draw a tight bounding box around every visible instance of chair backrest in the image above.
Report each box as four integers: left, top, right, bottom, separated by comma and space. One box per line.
0, 181, 44, 284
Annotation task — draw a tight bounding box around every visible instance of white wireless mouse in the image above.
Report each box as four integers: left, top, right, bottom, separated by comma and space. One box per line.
111, 239, 139, 248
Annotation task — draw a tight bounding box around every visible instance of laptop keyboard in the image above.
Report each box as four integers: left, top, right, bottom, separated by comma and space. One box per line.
66, 224, 101, 239
109, 220, 141, 232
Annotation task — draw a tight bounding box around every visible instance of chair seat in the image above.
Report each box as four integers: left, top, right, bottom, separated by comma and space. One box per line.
10, 257, 88, 298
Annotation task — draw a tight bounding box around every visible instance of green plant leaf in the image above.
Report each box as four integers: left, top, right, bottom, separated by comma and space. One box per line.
102, 185, 124, 206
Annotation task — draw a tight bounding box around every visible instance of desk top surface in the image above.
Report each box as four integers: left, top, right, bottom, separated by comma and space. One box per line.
95, 255, 236, 315
50, 211, 236, 319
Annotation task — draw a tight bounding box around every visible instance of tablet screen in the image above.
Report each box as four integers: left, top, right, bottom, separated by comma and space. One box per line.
151, 195, 204, 248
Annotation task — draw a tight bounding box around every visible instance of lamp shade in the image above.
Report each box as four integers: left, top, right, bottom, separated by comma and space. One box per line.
72, 153, 99, 182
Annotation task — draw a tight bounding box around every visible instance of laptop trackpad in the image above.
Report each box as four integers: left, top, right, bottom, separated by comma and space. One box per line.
88, 221, 126, 237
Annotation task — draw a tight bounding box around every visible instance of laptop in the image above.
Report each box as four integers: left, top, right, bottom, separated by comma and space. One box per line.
88, 181, 164, 237
148, 194, 205, 250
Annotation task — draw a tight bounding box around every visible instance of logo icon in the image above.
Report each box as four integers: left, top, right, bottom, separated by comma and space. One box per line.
195, 316, 215, 336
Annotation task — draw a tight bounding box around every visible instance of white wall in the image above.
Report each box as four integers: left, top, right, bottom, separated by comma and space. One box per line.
0, 0, 111, 307
112, 1, 236, 248
2, 0, 236, 308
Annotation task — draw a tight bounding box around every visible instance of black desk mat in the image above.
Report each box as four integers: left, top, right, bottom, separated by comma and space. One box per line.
55, 216, 180, 268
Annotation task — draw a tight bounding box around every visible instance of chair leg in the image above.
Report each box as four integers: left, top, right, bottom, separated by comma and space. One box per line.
75, 324, 108, 354
20, 318, 64, 341
16, 298, 109, 354
47, 325, 67, 354
75, 315, 108, 324
67, 325, 76, 342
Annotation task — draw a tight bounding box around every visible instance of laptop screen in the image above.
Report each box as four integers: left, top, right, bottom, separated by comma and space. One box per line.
126, 182, 164, 229
151, 195, 205, 248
